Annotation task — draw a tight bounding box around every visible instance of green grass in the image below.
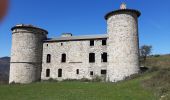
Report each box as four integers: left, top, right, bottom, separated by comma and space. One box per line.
0, 55, 169, 100
0, 73, 157, 100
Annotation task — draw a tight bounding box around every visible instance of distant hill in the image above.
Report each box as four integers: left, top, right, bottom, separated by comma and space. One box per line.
0, 57, 10, 83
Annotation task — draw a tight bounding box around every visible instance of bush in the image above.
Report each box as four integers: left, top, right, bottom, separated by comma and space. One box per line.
92, 75, 102, 82
154, 54, 161, 57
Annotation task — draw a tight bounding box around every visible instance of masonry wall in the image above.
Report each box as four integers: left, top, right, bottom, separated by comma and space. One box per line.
41, 39, 107, 80
107, 13, 140, 82
9, 27, 47, 84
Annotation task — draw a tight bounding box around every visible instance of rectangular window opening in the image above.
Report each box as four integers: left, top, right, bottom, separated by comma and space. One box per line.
76, 69, 79, 75
89, 53, 95, 63
102, 40, 107, 45
101, 53, 107, 62
101, 70, 107, 75
61, 53, 66, 63
90, 71, 93, 76
90, 40, 94, 46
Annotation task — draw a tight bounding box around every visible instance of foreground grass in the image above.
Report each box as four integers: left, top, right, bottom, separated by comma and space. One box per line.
0, 73, 157, 100
0, 55, 169, 100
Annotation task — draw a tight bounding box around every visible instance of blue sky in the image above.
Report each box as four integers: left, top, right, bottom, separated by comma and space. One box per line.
0, 0, 170, 57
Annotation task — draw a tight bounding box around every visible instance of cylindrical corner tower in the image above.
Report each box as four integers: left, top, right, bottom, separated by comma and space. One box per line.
9, 24, 48, 84
106, 4, 141, 82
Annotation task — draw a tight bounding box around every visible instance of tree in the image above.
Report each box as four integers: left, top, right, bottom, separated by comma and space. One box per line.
140, 45, 152, 62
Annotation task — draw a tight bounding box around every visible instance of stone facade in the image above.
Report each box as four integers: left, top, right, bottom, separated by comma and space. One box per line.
41, 38, 107, 80
106, 10, 140, 82
9, 25, 47, 84
9, 5, 141, 84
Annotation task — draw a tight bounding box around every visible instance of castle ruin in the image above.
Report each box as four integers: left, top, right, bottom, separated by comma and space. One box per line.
9, 4, 141, 84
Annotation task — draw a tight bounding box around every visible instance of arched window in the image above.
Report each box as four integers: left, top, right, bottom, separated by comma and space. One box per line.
46, 54, 51, 63
101, 52, 107, 62
89, 53, 95, 63
46, 69, 50, 77
58, 69, 62, 77
61, 53, 66, 63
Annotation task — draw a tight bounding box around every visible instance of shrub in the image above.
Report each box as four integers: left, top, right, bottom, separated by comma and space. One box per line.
92, 75, 102, 82
154, 54, 161, 57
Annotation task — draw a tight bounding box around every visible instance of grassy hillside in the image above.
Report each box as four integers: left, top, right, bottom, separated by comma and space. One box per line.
0, 55, 169, 100
0, 73, 157, 100
141, 55, 170, 68
140, 55, 170, 100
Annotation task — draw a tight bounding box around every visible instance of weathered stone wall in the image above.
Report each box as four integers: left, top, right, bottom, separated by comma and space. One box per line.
9, 26, 47, 84
41, 40, 107, 80
107, 13, 140, 82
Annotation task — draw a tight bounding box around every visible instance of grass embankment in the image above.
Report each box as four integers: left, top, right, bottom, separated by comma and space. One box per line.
141, 55, 170, 100
0, 73, 156, 100
0, 55, 169, 100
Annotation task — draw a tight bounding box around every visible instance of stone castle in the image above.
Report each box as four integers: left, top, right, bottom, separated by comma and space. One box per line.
9, 3, 141, 84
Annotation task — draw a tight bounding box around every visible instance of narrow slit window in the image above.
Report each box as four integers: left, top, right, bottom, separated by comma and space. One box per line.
58, 69, 62, 77
46, 54, 51, 63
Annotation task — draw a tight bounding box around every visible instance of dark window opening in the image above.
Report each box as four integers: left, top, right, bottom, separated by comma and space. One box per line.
90, 40, 94, 46
101, 70, 107, 75
76, 69, 79, 74
58, 69, 62, 77
61, 53, 66, 62
101, 53, 107, 62
61, 43, 63, 46
46, 44, 48, 46
46, 54, 51, 63
46, 69, 50, 77
90, 71, 93, 76
89, 53, 95, 63
102, 40, 107, 45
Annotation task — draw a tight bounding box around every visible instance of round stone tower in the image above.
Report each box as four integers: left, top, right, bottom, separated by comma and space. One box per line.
106, 3, 141, 82
9, 24, 48, 84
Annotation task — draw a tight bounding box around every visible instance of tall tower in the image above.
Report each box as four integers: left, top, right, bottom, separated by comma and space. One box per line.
106, 3, 141, 82
9, 24, 48, 84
